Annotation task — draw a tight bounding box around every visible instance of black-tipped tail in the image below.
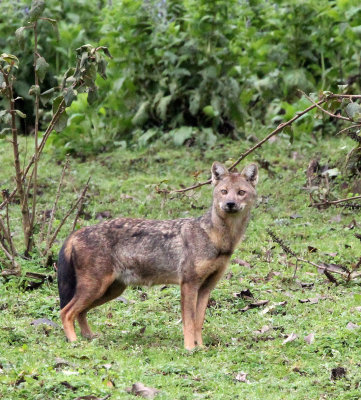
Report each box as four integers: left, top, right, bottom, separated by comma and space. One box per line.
57, 241, 76, 309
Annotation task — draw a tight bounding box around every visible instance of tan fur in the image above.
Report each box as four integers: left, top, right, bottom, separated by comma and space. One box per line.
57, 162, 258, 350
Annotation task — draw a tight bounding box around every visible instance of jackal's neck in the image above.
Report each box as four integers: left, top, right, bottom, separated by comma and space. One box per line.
201, 207, 251, 254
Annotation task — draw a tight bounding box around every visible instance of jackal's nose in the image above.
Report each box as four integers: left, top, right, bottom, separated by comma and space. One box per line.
226, 201, 236, 210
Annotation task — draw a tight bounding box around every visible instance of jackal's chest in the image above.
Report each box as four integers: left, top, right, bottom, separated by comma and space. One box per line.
193, 254, 231, 280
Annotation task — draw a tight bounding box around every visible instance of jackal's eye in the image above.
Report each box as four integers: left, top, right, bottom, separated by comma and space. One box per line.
221, 189, 228, 195
238, 190, 246, 196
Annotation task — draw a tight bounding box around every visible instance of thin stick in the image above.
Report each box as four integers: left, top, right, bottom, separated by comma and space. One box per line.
1, 68, 31, 251
312, 195, 361, 207
337, 124, 361, 135
173, 98, 327, 193
300, 90, 352, 122
43, 178, 90, 258
71, 182, 88, 232
28, 21, 40, 254
45, 157, 70, 248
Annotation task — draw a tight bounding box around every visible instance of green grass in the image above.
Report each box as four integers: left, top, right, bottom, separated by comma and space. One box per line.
0, 132, 360, 399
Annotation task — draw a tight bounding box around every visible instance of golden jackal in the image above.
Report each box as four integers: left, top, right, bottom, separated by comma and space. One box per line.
58, 162, 258, 350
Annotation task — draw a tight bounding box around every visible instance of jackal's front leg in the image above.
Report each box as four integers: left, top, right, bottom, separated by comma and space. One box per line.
181, 282, 199, 350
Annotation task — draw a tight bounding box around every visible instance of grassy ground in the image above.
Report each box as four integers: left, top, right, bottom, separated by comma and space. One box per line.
0, 132, 360, 399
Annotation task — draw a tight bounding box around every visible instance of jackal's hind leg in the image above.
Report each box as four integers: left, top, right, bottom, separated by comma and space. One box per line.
77, 280, 126, 339
60, 273, 117, 342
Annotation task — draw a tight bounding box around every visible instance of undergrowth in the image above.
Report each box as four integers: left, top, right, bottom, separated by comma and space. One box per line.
0, 132, 360, 399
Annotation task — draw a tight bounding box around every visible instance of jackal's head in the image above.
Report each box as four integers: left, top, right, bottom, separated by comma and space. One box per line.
211, 162, 258, 216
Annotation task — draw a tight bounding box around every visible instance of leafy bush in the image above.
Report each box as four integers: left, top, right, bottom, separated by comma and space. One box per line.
2, 0, 361, 154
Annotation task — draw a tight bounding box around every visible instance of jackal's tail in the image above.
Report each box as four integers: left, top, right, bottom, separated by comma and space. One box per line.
57, 241, 76, 309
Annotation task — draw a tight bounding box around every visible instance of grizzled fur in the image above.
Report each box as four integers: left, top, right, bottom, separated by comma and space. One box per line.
58, 162, 258, 350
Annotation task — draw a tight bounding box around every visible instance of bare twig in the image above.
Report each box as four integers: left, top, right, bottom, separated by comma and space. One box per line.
28, 21, 40, 254
337, 124, 361, 136
45, 157, 70, 248
300, 90, 352, 121
312, 195, 361, 207
267, 229, 350, 280
43, 178, 90, 258
1, 68, 31, 253
71, 185, 88, 232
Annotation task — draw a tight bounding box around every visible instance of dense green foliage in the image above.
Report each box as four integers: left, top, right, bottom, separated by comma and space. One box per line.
1, 0, 361, 155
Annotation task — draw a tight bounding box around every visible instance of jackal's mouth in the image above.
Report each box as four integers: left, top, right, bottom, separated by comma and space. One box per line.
223, 206, 240, 214
224, 208, 239, 214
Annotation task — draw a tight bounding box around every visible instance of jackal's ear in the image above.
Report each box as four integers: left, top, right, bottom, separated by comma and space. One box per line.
241, 163, 259, 187
211, 162, 228, 185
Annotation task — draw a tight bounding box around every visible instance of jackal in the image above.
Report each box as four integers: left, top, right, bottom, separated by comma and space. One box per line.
58, 162, 258, 350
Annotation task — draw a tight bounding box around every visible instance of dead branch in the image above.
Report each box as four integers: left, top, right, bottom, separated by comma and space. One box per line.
28, 21, 40, 254
299, 90, 352, 122
267, 229, 351, 281
45, 157, 70, 248
312, 195, 361, 208
42, 178, 90, 259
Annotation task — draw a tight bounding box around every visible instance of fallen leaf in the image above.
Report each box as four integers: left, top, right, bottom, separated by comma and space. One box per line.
54, 358, 74, 371
318, 263, 349, 275
232, 258, 251, 268
300, 282, 314, 289
282, 333, 298, 345
30, 318, 59, 328
331, 367, 346, 380
254, 325, 271, 334
307, 246, 318, 253
95, 211, 112, 221
290, 214, 302, 219
304, 333, 315, 344
265, 270, 281, 281
260, 301, 287, 315
74, 396, 110, 400
116, 296, 129, 304
60, 381, 77, 391
225, 272, 233, 280
235, 371, 250, 384
126, 382, 159, 399
240, 300, 269, 312
346, 322, 359, 331
233, 289, 253, 299
325, 252, 338, 257
329, 214, 342, 223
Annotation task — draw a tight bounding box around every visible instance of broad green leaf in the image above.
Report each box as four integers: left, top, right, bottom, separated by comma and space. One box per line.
29, 0, 45, 21
97, 58, 108, 80
97, 46, 112, 59
0, 128, 11, 138
52, 95, 64, 114
35, 57, 49, 83
172, 126, 193, 146
189, 91, 200, 116
132, 101, 149, 126
138, 129, 157, 148
87, 87, 98, 105
15, 109, 26, 118
203, 105, 217, 118
40, 88, 55, 105
345, 102, 361, 120
156, 95, 172, 121
28, 85, 40, 96
1, 53, 19, 66
54, 110, 68, 132
64, 87, 77, 106
15, 27, 26, 49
